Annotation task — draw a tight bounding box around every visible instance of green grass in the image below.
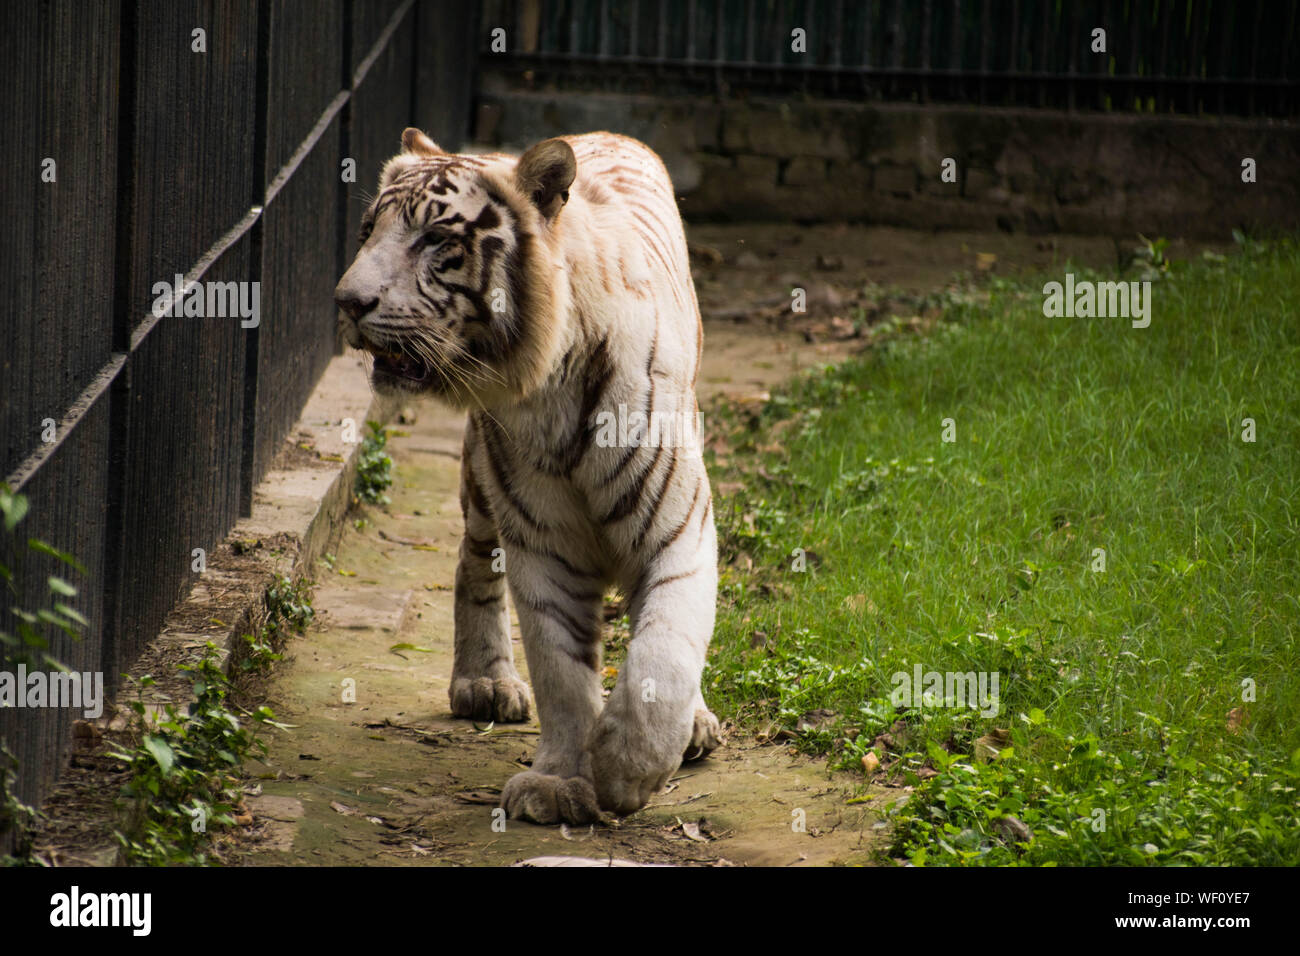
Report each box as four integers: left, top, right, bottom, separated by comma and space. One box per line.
703, 239, 1300, 865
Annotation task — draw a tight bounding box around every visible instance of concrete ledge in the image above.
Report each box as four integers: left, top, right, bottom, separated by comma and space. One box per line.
240, 353, 383, 575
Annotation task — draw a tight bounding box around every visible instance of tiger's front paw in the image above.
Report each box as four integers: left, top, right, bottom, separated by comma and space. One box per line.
501, 770, 601, 825
450, 674, 532, 723
588, 702, 689, 816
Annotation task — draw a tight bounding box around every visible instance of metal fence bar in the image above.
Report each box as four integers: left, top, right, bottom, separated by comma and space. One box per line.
0, 0, 477, 839
477, 0, 1299, 117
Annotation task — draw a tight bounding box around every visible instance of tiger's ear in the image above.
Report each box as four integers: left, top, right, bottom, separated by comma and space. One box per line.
514, 138, 576, 221
401, 127, 444, 157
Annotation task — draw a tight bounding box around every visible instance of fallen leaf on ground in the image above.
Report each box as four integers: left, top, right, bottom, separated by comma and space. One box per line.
677, 818, 711, 843
453, 790, 501, 805
378, 528, 439, 547
974, 728, 1012, 762
390, 642, 435, 657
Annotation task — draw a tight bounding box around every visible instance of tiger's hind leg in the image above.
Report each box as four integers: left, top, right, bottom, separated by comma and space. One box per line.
449, 427, 531, 723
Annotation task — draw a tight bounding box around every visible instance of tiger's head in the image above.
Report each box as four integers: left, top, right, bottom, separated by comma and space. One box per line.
335, 128, 576, 409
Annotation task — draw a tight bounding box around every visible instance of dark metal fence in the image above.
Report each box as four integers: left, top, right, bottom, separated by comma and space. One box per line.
0, 0, 478, 826
480, 0, 1298, 117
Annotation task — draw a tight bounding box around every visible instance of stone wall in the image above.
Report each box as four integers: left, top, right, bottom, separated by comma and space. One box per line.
473, 83, 1300, 239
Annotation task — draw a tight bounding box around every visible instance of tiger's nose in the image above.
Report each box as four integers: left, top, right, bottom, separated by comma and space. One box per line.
335, 290, 378, 322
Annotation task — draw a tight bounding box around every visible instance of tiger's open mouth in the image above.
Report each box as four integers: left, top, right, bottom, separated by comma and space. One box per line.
370, 348, 436, 388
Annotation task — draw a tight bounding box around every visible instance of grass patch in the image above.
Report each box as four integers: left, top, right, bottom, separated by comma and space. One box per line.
703, 239, 1300, 865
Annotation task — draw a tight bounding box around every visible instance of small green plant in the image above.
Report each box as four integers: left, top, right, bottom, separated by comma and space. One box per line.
0, 742, 40, 865
264, 575, 314, 637
0, 485, 86, 861
237, 575, 313, 675
0, 484, 87, 670
238, 630, 283, 675
111, 649, 283, 865
1132, 233, 1171, 280
355, 420, 393, 505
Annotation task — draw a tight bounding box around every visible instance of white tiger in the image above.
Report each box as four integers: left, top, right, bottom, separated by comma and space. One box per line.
334, 128, 720, 823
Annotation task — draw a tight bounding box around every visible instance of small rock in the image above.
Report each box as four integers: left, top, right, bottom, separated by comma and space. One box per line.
828, 316, 857, 340
806, 282, 843, 310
